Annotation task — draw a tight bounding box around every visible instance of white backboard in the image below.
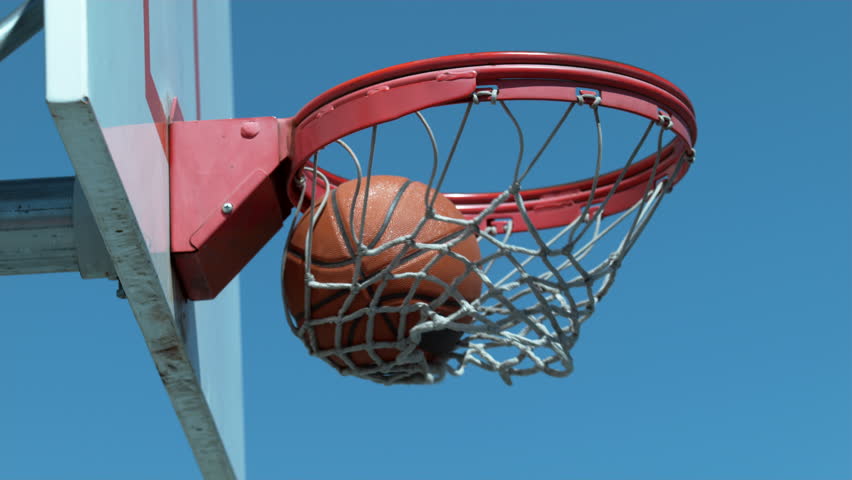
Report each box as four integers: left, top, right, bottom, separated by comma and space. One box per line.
45, 1, 243, 478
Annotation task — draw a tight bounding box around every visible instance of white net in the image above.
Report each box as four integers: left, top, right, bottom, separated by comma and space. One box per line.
283, 90, 693, 385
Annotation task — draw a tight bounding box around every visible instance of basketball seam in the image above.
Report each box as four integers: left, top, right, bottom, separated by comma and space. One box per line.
367, 179, 415, 249
284, 227, 468, 269
330, 188, 356, 258
295, 292, 463, 329
287, 244, 467, 315
330, 182, 417, 352
330, 178, 416, 257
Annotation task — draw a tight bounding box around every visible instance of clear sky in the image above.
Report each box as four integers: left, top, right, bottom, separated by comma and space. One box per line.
1, 1, 850, 479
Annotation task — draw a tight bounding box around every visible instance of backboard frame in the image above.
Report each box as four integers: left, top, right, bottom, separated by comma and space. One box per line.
44, 1, 244, 478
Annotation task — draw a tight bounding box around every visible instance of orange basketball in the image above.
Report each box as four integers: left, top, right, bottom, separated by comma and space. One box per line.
283, 175, 481, 368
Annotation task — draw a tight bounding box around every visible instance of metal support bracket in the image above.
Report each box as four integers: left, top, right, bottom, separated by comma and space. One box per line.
170, 116, 293, 300
72, 179, 116, 279
0, 176, 116, 278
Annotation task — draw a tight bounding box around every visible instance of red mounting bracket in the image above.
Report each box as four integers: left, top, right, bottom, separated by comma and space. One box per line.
170, 116, 293, 300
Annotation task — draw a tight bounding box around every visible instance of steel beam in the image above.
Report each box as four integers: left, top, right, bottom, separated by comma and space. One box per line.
0, 176, 115, 278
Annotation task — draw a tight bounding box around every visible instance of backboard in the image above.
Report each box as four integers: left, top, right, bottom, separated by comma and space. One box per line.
44, 1, 243, 479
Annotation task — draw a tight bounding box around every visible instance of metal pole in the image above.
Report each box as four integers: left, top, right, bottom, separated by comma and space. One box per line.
0, 176, 115, 278
0, 0, 44, 62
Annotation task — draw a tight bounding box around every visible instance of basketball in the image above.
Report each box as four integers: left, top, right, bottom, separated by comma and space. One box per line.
283, 175, 482, 368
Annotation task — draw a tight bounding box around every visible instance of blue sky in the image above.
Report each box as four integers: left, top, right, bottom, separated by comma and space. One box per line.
1, 1, 850, 479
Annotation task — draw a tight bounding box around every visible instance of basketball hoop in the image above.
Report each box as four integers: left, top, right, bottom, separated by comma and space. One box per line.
281, 52, 697, 385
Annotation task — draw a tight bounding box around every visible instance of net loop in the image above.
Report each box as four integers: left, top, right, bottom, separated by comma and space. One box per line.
576, 90, 602, 108
472, 87, 499, 104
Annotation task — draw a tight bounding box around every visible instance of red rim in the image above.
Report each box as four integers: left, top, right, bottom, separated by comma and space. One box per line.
288, 52, 697, 231
293, 52, 694, 124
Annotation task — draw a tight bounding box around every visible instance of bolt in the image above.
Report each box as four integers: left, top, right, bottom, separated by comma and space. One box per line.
240, 121, 260, 139
222, 202, 234, 214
